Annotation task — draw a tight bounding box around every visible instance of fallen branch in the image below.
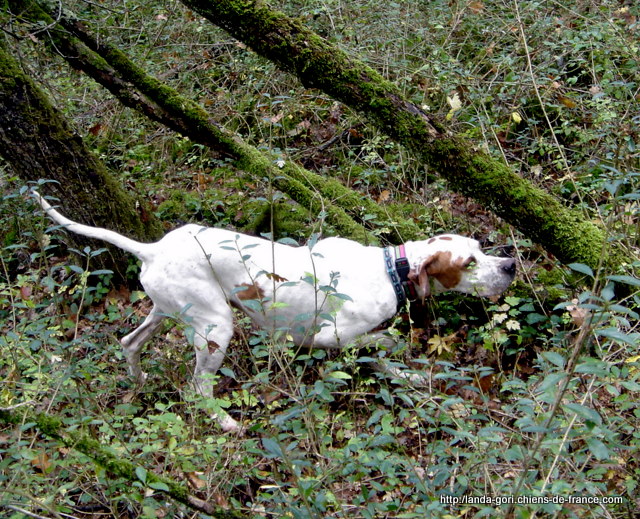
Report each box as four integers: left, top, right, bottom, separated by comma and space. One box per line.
13, 0, 428, 243
0, 408, 246, 518
178, 0, 630, 271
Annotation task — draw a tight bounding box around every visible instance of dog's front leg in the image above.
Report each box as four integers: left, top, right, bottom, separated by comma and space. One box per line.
355, 332, 432, 386
190, 314, 240, 433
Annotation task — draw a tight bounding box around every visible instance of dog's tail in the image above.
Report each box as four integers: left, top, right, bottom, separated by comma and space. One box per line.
33, 190, 153, 261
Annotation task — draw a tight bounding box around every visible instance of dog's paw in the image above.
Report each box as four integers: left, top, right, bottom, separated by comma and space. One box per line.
214, 412, 243, 434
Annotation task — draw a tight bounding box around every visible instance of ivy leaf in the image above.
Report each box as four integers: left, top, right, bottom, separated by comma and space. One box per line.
568, 263, 594, 277
135, 466, 147, 484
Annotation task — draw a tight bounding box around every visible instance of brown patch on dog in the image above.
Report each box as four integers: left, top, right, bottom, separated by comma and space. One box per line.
208, 340, 221, 354
427, 237, 437, 244
428, 251, 467, 288
408, 251, 467, 297
438, 236, 453, 241
235, 282, 265, 300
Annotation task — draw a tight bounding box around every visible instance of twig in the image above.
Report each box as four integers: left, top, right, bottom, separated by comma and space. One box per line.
504, 321, 592, 516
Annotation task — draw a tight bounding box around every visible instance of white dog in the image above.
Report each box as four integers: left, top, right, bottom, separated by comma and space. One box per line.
34, 191, 516, 431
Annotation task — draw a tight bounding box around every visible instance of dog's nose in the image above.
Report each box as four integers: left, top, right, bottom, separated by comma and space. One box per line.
502, 259, 517, 277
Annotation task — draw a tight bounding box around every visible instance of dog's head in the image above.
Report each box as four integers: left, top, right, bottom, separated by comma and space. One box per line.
408, 235, 516, 298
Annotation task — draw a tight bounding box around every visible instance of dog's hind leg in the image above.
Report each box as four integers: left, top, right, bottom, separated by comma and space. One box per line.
120, 307, 165, 383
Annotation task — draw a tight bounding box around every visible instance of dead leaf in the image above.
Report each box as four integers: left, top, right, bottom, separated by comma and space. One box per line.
475, 373, 494, 393
208, 340, 221, 354
428, 335, 454, 356
377, 189, 391, 203
31, 451, 52, 474
122, 391, 137, 404
409, 327, 426, 345
197, 173, 212, 189
446, 92, 462, 120
88, 123, 103, 136
186, 472, 207, 490
20, 286, 32, 300
468, 1, 484, 13
213, 492, 230, 508
449, 401, 469, 418
567, 299, 589, 327
557, 94, 578, 108
270, 112, 284, 124
266, 272, 288, 283
105, 286, 130, 310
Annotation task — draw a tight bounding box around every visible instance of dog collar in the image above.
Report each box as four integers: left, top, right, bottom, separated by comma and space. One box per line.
384, 244, 417, 307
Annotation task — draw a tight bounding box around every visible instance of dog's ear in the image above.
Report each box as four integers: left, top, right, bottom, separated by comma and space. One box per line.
410, 251, 463, 300
408, 258, 433, 300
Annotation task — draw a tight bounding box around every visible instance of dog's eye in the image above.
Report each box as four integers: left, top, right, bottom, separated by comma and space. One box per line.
464, 257, 476, 269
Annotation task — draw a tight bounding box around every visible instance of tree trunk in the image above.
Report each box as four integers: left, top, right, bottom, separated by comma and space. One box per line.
0, 40, 163, 283
12, 0, 419, 244
177, 0, 628, 271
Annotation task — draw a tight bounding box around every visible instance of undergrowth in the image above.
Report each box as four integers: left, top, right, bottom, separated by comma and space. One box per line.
1, 0, 639, 518
1, 179, 639, 518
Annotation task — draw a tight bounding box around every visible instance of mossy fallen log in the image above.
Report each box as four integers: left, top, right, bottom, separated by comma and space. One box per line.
12, 0, 427, 243
0, 407, 246, 518
176, 0, 631, 271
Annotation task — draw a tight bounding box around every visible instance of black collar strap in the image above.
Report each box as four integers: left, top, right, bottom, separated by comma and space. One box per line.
384, 244, 417, 307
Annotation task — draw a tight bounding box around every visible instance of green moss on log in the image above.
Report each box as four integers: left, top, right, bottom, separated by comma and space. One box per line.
177, 0, 629, 271
18, 2, 380, 242
0, 408, 246, 518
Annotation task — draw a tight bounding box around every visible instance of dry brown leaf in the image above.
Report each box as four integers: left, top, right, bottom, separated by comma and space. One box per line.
31, 451, 52, 473
20, 286, 32, 300
186, 471, 207, 490
377, 189, 391, 203
475, 373, 494, 393
122, 391, 137, 404
468, 1, 484, 13
567, 299, 589, 327
266, 272, 288, 283
557, 95, 578, 108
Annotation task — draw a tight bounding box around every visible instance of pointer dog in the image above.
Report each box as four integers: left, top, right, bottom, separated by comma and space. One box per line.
35, 192, 516, 431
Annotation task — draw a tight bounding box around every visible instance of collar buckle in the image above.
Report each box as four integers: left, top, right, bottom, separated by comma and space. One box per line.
384, 245, 416, 307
